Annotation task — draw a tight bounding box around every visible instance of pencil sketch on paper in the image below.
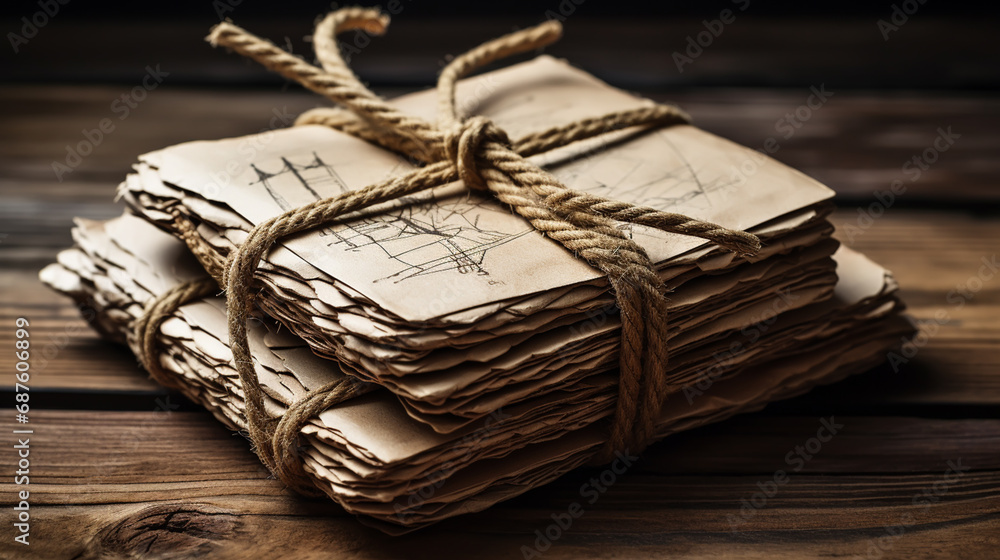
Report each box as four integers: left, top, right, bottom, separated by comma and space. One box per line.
553, 132, 739, 214
248, 152, 531, 285
250, 152, 348, 211
321, 194, 532, 285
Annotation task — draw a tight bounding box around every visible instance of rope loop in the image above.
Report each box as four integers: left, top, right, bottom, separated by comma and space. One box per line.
444, 116, 511, 191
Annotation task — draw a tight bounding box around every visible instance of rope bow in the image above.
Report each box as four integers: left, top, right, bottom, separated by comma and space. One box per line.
145, 7, 761, 496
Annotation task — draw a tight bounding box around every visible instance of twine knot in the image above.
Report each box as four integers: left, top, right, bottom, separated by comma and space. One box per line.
131, 7, 770, 496
444, 115, 510, 191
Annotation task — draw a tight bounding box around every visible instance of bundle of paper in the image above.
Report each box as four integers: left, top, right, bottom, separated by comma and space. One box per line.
116, 55, 861, 433
42, 212, 910, 530
40, 40, 917, 529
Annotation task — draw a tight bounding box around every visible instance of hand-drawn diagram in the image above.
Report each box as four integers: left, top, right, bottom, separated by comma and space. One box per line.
321, 194, 532, 284
250, 152, 348, 211
552, 131, 739, 213
486, 90, 738, 212
248, 128, 732, 286
249, 152, 531, 285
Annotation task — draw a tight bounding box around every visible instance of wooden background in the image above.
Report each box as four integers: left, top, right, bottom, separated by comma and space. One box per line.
1, 8, 998, 560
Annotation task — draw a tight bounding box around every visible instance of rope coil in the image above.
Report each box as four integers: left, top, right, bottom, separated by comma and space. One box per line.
135, 7, 761, 496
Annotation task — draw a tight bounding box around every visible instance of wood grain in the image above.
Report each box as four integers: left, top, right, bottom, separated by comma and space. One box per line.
1, 411, 997, 559
4, 18, 996, 90
1, 86, 997, 233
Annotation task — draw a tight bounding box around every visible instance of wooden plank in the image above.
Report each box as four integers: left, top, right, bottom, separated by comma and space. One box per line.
676, 92, 1000, 203
1, 410, 997, 559
0, 270, 161, 394
3, 18, 996, 90
814, 210, 1000, 409
0, 86, 997, 211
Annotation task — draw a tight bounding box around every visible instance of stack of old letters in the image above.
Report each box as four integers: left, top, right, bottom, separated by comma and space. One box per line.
42, 54, 912, 531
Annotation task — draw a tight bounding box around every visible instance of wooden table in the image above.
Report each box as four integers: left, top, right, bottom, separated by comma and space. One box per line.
2, 17, 998, 559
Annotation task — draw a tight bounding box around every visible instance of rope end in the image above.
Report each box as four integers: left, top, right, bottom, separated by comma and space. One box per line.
533, 19, 563, 48
206, 21, 235, 47
367, 12, 391, 36
332, 7, 391, 36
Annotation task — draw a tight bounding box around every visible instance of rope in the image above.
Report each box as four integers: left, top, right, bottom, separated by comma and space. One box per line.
133, 279, 219, 390
135, 7, 762, 495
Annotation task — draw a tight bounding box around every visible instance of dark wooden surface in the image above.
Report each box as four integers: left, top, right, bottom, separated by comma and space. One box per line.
1, 16, 999, 560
